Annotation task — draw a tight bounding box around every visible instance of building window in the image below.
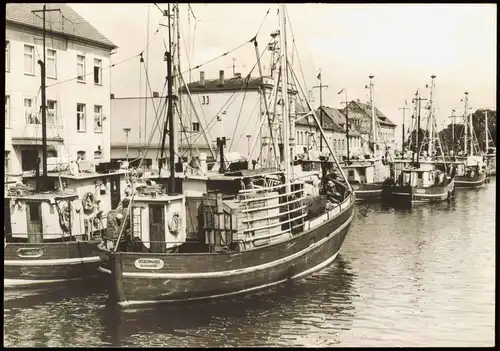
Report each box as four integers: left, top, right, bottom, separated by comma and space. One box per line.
77, 55, 86, 82
202, 96, 206, 105
206, 96, 210, 104
47, 100, 57, 125
5, 95, 10, 127
47, 49, 57, 79
94, 105, 103, 133
24, 45, 35, 74
24, 98, 39, 124
77, 103, 86, 132
5, 41, 10, 72
192, 122, 200, 132
93, 58, 102, 85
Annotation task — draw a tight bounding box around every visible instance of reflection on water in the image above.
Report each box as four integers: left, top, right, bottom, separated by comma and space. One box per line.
4, 180, 495, 347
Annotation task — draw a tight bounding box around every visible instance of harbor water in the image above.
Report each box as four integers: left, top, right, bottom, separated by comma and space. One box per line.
3, 179, 495, 347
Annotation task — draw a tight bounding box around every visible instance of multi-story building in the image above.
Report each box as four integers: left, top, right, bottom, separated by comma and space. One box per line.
110, 93, 167, 168
342, 99, 397, 152
5, 3, 116, 175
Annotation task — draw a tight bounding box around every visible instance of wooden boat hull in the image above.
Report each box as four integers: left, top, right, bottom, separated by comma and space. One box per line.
351, 182, 384, 201
4, 240, 101, 287
386, 179, 455, 205
99, 196, 355, 307
454, 172, 487, 188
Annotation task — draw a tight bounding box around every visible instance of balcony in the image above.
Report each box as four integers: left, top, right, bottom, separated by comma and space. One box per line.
11, 112, 64, 146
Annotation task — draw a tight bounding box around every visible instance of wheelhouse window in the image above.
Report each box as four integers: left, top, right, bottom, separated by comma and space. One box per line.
77, 150, 86, 160
77, 55, 86, 82
77, 103, 86, 132
93, 58, 102, 84
5, 41, 10, 72
47, 100, 57, 125
24, 45, 35, 74
94, 105, 103, 132
46, 49, 57, 79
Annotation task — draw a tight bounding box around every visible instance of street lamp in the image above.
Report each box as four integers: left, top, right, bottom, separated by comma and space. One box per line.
123, 128, 131, 162
338, 88, 350, 164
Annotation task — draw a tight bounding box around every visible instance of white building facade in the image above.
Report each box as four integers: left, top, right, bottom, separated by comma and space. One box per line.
5, 3, 116, 175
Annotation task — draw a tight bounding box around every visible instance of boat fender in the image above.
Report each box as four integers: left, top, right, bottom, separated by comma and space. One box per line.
82, 192, 96, 215
168, 212, 181, 235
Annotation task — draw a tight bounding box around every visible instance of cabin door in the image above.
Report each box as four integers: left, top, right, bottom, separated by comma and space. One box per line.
21, 149, 39, 172
109, 175, 121, 209
26, 202, 43, 243
149, 204, 165, 253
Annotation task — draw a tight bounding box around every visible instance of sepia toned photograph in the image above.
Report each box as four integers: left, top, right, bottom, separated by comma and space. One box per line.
4, 2, 495, 347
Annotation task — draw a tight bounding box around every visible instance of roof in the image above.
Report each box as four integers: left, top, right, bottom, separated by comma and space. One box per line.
321, 106, 361, 136
6, 3, 116, 50
180, 75, 271, 93
295, 106, 344, 133
348, 100, 396, 127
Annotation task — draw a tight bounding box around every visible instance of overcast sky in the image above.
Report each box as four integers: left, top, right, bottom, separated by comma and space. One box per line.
70, 3, 496, 142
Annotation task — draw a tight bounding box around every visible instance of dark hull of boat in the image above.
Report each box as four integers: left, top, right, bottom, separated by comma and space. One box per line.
454, 172, 487, 188
4, 240, 101, 287
352, 183, 384, 201
385, 179, 455, 205
99, 196, 355, 307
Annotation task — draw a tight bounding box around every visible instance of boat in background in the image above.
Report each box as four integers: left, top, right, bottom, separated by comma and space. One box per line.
449, 92, 487, 189
385, 77, 455, 205
98, 4, 355, 307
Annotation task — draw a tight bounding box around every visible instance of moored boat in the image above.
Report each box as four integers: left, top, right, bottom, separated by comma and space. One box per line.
98, 4, 355, 307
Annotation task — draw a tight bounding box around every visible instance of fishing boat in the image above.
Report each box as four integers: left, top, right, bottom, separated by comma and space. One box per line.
385, 77, 455, 205
449, 92, 487, 188
4, 6, 127, 287
339, 76, 392, 201
98, 4, 355, 307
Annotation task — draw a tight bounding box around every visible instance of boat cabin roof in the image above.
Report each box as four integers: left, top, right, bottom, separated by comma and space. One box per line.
23, 170, 127, 180
209, 168, 282, 181
5, 192, 78, 201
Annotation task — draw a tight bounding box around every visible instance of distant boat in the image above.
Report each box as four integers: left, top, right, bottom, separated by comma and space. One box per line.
97, 4, 355, 307
384, 78, 456, 205
448, 92, 487, 189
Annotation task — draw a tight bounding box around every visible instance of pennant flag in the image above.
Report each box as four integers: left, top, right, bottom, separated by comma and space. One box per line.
317, 72, 321, 80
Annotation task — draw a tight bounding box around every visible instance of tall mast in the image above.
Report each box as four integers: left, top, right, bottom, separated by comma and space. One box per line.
312, 70, 328, 152
485, 110, 488, 153
280, 4, 291, 192
32, 5, 60, 190
399, 101, 409, 155
427, 75, 436, 155
368, 75, 377, 150
467, 93, 473, 156
175, 4, 181, 158
450, 109, 456, 155
463, 91, 469, 155
159, 4, 175, 193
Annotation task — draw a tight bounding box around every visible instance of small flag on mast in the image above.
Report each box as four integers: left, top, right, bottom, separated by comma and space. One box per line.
317, 71, 321, 80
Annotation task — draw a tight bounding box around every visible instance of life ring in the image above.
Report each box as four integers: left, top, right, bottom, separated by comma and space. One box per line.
55, 200, 72, 233
82, 192, 96, 215
168, 212, 181, 235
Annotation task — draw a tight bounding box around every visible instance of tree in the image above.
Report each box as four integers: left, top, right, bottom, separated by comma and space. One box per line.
471, 109, 496, 152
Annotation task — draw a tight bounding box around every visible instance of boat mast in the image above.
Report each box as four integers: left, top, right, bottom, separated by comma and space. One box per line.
484, 110, 488, 153
368, 75, 377, 154
399, 101, 409, 155
467, 93, 473, 156
32, 5, 60, 191
427, 75, 436, 156
463, 91, 469, 156
450, 109, 456, 155
280, 4, 291, 192
159, 3, 176, 194
175, 3, 181, 159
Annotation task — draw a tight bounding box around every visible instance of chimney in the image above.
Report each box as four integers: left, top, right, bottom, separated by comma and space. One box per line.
110, 93, 115, 99
200, 71, 205, 85
219, 70, 225, 85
